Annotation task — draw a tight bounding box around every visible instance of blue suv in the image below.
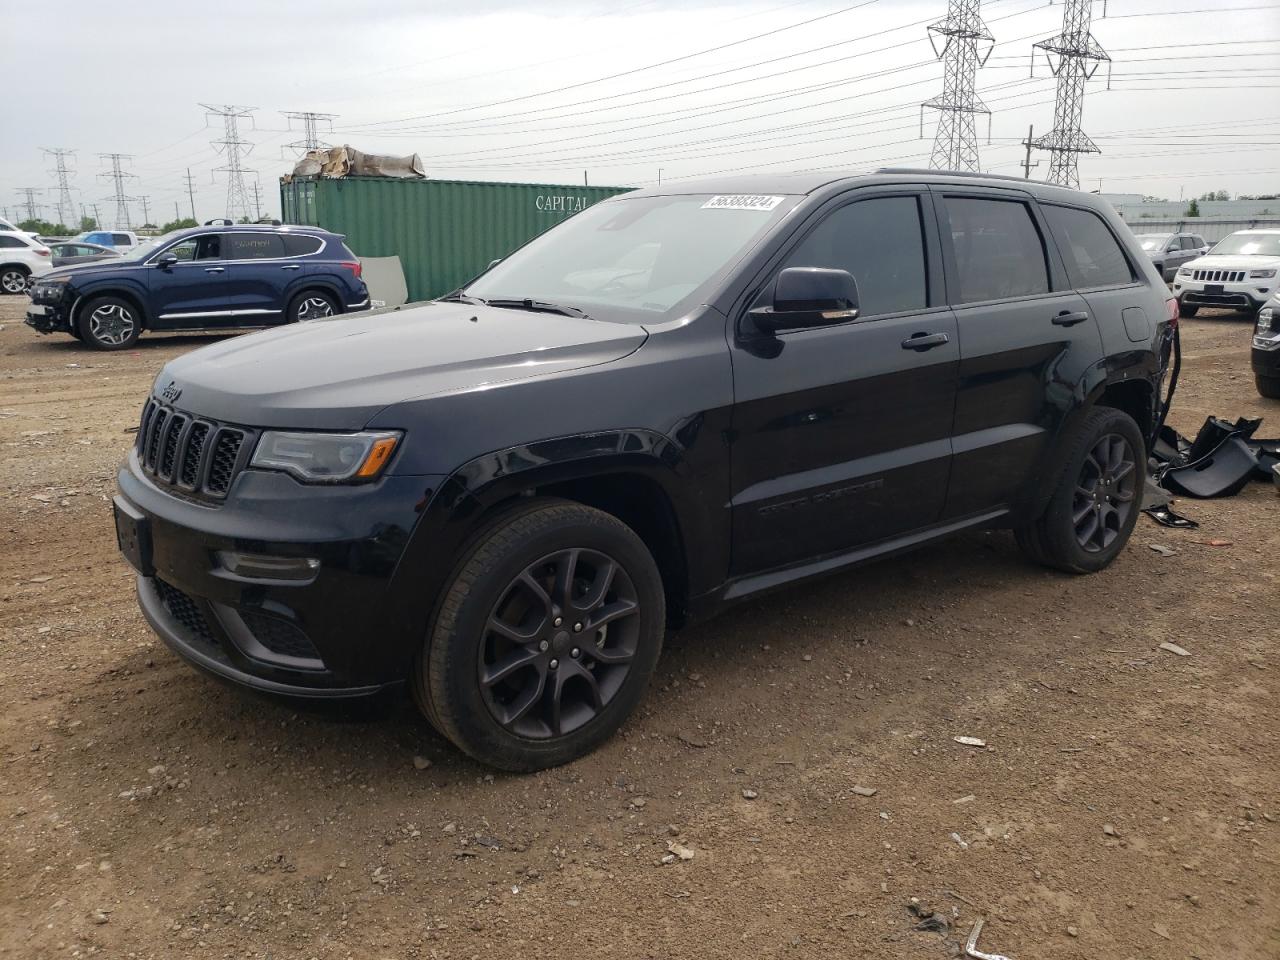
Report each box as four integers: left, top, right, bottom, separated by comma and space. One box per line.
26, 224, 370, 350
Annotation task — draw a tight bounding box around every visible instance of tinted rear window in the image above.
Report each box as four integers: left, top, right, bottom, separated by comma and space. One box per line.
0, 235, 27, 249
226, 233, 286, 259
112, 233, 132, 245
945, 197, 1049, 303
1042, 205, 1135, 288
282, 234, 324, 256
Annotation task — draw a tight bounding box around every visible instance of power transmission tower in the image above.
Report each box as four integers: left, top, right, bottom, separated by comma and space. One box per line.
42, 148, 77, 229
139, 195, 152, 226
1030, 0, 1110, 190
201, 103, 257, 221
184, 168, 198, 221
98, 153, 138, 229
17, 188, 43, 221
921, 0, 993, 172
251, 182, 263, 220
281, 110, 337, 156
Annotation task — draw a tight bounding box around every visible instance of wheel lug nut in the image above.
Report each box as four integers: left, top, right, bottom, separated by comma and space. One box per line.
571, 647, 580, 658
549, 659, 559, 670
573, 622, 583, 633
538, 640, 549, 652
553, 617, 563, 627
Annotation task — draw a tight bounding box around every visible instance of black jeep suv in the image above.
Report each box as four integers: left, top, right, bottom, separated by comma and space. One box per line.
114, 170, 1177, 770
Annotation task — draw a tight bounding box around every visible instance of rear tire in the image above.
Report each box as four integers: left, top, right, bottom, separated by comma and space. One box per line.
0, 266, 29, 295
76, 295, 141, 350
1178, 302, 1199, 318
1258, 375, 1280, 400
287, 290, 337, 323
1015, 407, 1144, 574
414, 500, 665, 772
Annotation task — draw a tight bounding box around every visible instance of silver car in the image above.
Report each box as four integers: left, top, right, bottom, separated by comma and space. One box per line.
1135, 232, 1210, 282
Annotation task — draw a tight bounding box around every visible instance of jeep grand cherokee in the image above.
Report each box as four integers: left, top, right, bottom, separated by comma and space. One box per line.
114, 170, 1177, 771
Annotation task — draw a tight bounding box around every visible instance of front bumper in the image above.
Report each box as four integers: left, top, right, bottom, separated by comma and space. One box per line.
118, 452, 445, 697
25, 299, 73, 334
1174, 279, 1274, 311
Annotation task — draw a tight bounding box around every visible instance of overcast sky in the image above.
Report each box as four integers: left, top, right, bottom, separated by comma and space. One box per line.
3, 0, 1277, 227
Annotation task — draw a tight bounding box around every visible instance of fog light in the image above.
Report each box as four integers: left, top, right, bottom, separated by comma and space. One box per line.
216, 551, 320, 581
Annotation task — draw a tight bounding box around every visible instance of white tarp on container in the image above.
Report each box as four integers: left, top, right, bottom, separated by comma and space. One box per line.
288, 145, 426, 180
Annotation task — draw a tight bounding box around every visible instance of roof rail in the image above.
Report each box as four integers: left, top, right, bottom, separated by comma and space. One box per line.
876, 167, 1042, 185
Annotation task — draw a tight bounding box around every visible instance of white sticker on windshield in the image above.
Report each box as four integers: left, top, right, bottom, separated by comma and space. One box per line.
701, 195, 785, 211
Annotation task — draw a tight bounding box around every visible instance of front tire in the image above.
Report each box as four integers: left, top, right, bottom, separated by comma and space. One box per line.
415, 500, 665, 772
1258, 375, 1280, 400
77, 296, 141, 350
1179, 301, 1199, 318
0, 266, 29, 295
1015, 407, 1144, 574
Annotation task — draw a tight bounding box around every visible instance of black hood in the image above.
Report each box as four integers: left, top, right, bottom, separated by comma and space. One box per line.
154, 301, 648, 430
46, 259, 145, 282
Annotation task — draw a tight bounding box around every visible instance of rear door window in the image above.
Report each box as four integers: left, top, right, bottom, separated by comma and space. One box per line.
776, 195, 929, 316
0, 235, 26, 249
226, 232, 286, 260
944, 197, 1050, 303
1180, 236, 1199, 250
1041, 204, 1135, 289
112, 233, 132, 246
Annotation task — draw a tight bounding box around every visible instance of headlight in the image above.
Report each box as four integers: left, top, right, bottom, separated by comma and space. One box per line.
1259, 308, 1274, 331
250, 430, 401, 483
1176, 267, 1191, 277
1249, 268, 1277, 279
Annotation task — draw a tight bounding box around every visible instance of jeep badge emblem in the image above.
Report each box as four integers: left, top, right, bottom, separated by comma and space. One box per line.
161, 381, 182, 403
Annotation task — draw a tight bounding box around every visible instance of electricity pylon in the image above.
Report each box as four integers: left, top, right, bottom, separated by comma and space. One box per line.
921, 0, 994, 172
281, 110, 338, 156
98, 153, 138, 229
201, 103, 257, 221
43, 148, 77, 229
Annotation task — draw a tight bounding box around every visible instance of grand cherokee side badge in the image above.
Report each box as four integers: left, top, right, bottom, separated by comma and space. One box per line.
161, 381, 182, 403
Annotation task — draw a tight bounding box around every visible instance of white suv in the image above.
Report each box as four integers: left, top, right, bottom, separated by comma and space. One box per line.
0, 233, 53, 294
1173, 229, 1280, 318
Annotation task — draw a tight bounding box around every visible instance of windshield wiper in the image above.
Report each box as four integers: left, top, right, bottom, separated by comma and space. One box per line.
438, 292, 487, 305
484, 298, 591, 320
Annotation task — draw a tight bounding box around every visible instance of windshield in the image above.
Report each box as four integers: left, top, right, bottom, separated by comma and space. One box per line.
124, 232, 181, 261
462, 193, 797, 321
1137, 235, 1171, 251
1210, 233, 1280, 257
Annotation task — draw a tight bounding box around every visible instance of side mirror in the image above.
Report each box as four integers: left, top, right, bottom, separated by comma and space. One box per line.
750, 267, 860, 334
156, 254, 179, 269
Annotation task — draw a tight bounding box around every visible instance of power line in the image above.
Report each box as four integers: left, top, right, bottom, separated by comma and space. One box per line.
922, 0, 995, 172
1030, 0, 1109, 189
201, 104, 256, 221
98, 153, 137, 229
42, 148, 77, 229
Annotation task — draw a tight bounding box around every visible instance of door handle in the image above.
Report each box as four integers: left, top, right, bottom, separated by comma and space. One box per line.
281, 264, 301, 271
901, 331, 950, 351
1052, 310, 1089, 327
204, 266, 225, 274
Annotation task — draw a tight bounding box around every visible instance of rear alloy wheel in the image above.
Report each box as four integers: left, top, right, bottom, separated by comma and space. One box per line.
1016, 406, 1144, 574
415, 500, 665, 771
288, 291, 336, 322
1, 267, 29, 295
77, 296, 141, 350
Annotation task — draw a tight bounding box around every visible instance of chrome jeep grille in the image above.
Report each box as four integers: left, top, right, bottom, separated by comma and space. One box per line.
135, 399, 255, 501
1192, 269, 1245, 282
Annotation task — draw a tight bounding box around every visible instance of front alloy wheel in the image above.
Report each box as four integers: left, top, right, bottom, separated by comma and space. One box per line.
480, 548, 641, 739
77, 296, 141, 350
415, 500, 665, 771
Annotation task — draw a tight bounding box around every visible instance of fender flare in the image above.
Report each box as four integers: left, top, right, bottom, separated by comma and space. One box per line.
69, 281, 152, 328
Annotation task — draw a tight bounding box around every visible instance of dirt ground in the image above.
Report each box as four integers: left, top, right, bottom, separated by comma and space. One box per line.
0, 296, 1276, 960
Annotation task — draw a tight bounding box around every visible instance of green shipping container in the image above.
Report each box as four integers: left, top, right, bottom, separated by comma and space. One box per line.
279, 176, 632, 303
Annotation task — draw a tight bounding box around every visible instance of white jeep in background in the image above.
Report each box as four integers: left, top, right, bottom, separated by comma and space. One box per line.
1173, 229, 1280, 318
